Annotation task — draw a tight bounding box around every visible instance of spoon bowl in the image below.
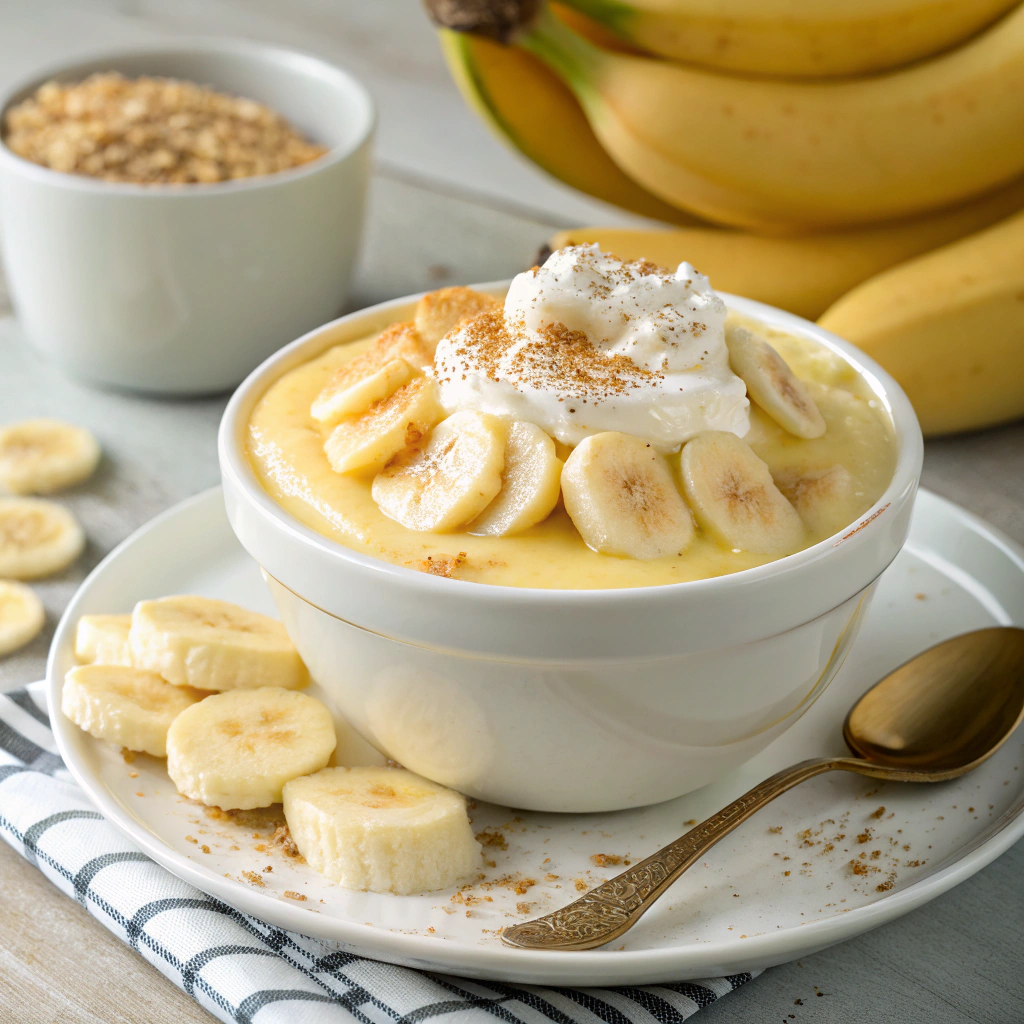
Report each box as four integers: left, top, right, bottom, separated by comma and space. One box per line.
845, 627, 1024, 775
503, 626, 1024, 951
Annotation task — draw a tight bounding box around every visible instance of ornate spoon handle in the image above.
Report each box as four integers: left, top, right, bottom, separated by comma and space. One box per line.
502, 756, 876, 951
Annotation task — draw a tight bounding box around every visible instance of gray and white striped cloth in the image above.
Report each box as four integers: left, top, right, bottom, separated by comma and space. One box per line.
0, 682, 757, 1024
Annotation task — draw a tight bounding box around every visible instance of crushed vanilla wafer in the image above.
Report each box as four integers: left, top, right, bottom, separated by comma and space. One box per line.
3, 73, 326, 184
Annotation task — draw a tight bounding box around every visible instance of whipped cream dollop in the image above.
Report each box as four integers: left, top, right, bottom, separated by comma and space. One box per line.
432, 245, 749, 451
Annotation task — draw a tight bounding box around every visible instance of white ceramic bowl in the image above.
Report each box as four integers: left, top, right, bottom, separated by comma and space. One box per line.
0, 41, 374, 394
219, 287, 923, 813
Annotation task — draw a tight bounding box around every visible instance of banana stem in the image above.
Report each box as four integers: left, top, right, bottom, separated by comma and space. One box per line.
518, 3, 605, 104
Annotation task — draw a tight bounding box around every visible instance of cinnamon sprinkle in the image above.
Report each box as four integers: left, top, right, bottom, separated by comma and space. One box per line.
433, 309, 660, 409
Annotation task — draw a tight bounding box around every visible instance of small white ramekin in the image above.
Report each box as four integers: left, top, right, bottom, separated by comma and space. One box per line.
219, 287, 923, 813
0, 41, 374, 394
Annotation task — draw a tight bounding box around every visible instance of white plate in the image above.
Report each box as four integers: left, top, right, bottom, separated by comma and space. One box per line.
48, 487, 1024, 986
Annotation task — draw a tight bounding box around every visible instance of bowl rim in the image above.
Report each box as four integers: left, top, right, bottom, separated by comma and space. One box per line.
219, 282, 923, 604
0, 37, 376, 196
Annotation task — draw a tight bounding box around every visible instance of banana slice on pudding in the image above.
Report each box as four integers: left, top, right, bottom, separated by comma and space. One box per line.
681, 431, 805, 554
75, 613, 133, 666
129, 595, 307, 692
0, 581, 45, 658
372, 411, 507, 532
0, 419, 101, 495
776, 463, 859, 537
561, 431, 695, 560
62, 664, 207, 757
167, 687, 336, 809
726, 325, 826, 439
414, 286, 499, 349
470, 421, 563, 537
324, 376, 445, 474
311, 322, 432, 425
0, 497, 85, 580
282, 765, 481, 894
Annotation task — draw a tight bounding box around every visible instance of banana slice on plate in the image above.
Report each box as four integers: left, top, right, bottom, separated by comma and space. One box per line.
681, 431, 806, 555
726, 325, 826, 439
414, 286, 500, 349
561, 431, 695, 560
324, 376, 445, 474
282, 766, 481, 894
0, 497, 85, 579
62, 664, 206, 757
0, 581, 45, 658
311, 323, 432, 426
776, 464, 859, 538
372, 411, 507, 532
75, 613, 133, 666
129, 595, 307, 692
469, 421, 563, 537
167, 687, 336, 810
0, 419, 101, 495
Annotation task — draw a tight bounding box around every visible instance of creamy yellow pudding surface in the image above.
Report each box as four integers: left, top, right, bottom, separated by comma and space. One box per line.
247, 314, 896, 590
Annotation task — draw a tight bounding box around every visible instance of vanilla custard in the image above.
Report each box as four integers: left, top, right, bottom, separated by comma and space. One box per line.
247, 250, 896, 590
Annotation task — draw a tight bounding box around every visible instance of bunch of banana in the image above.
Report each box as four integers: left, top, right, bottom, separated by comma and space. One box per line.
428, 0, 1024, 231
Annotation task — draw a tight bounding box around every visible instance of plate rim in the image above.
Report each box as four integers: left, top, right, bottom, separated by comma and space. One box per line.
46, 485, 1024, 985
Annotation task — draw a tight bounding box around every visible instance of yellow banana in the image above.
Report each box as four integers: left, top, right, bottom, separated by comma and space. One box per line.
548, 176, 1024, 320
438, 6, 702, 225
428, 1, 1024, 230
558, 0, 1019, 78
818, 209, 1024, 436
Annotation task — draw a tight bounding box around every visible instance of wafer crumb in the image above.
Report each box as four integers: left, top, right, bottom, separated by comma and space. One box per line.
3, 73, 326, 184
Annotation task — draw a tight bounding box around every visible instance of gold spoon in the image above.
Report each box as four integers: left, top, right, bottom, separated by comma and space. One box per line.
502, 626, 1024, 952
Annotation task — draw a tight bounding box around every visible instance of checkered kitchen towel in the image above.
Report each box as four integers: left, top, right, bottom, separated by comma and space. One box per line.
0, 682, 757, 1024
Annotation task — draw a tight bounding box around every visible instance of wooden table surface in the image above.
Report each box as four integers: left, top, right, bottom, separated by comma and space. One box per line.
1, 3, 1023, 1022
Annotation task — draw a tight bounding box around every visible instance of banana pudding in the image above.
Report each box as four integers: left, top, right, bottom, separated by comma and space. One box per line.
247, 246, 896, 589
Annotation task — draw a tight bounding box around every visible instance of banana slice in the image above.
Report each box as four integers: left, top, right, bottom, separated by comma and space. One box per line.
776, 464, 859, 538
680, 431, 806, 555
0, 581, 45, 658
75, 613, 133, 666
129, 595, 307, 692
324, 376, 445, 475
726, 325, 826, 439
414, 286, 500, 349
62, 664, 206, 757
371, 411, 506, 532
0, 497, 85, 580
561, 431, 695, 560
469, 421, 563, 536
167, 687, 336, 809
310, 323, 432, 426
282, 766, 481, 894
0, 419, 101, 495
